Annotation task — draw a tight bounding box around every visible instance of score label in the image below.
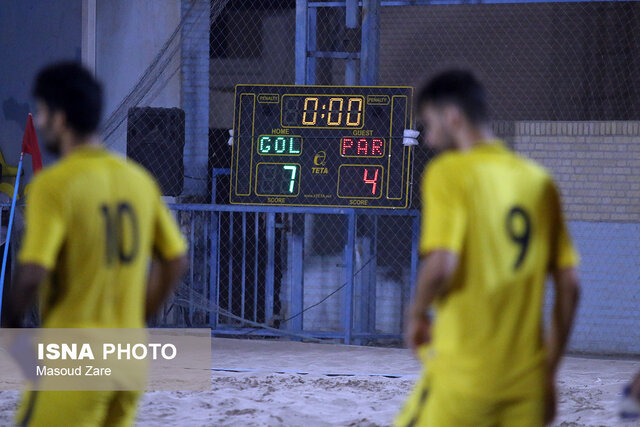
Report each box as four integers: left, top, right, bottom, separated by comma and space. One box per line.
230, 85, 414, 208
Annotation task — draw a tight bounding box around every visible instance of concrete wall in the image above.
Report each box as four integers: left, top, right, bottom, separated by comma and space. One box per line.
563, 221, 640, 354
182, 0, 210, 196
0, 0, 82, 177
96, 0, 182, 154
0, 1, 183, 169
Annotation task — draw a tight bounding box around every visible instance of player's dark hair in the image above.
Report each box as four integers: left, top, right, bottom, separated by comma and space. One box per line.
32, 61, 103, 135
417, 70, 488, 124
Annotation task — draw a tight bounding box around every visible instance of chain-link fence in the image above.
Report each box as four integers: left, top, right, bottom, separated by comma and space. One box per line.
372, 1, 640, 355
109, 0, 640, 354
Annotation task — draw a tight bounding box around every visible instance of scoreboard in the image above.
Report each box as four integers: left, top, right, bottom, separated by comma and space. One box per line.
229, 85, 414, 208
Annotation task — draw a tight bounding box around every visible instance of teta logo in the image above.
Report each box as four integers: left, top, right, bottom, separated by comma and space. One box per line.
314, 151, 327, 166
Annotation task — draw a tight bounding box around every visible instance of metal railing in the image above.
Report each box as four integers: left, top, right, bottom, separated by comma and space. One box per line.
161, 202, 420, 345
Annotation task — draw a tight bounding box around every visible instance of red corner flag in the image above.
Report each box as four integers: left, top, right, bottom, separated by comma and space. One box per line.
21, 113, 43, 174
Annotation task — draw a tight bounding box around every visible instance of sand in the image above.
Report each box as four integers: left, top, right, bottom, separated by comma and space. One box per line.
0, 337, 638, 426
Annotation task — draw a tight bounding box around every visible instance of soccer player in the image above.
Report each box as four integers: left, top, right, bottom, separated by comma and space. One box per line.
619, 371, 640, 419
3, 62, 188, 426
396, 70, 580, 426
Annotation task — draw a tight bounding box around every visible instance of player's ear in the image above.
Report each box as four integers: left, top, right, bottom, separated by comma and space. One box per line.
442, 104, 461, 129
51, 109, 67, 133
34, 100, 48, 129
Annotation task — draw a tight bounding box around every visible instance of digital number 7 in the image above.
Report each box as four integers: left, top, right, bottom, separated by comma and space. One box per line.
283, 165, 298, 193
363, 168, 379, 195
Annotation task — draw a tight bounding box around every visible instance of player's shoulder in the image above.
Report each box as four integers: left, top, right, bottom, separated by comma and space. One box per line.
28, 159, 67, 191
93, 150, 162, 195
421, 151, 471, 192
418, 155, 462, 201
24, 160, 81, 206
46, 148, 160, 194
424, 150, 461, 177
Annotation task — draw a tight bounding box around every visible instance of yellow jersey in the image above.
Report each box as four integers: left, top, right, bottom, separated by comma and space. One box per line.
18, 145, 186, 328
420, 141, 578, 399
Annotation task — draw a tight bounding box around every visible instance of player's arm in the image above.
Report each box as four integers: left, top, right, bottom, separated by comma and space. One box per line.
546, 180, 580, 375
409, 252, 458, 320
146, 255, 187, 319
145, 191, 187, 320
407, 161, 466, 351
547, 267, 580, 375
2, 177, 64, 328
2, 264, 48, 328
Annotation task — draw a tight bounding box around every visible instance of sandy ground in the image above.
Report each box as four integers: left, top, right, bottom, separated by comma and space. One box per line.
1, 337, 639, 426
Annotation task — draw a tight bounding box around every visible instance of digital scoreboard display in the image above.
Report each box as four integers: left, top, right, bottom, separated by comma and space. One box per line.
230, 85, 414, 208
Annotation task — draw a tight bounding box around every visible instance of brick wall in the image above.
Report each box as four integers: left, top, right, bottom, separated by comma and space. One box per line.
509, 121, 640, 222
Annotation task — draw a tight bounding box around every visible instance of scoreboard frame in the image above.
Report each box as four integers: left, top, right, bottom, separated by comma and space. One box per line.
229, 84, 415, 209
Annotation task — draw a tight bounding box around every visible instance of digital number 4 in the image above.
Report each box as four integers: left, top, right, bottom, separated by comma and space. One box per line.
363, 168, 379, 195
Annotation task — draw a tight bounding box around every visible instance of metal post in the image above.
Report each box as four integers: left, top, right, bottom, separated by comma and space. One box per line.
295, 0, 309, 85
209, 172, 217, 326
345, 0, 358, 85
359, 0, 382, 341
265, 213, 276, 322
294, 0, 310, 335
354, 216, 377, 342
81, 0, 97, 75
202, 213, 208, 323
360, 0, 381, 85
346, 0, 358, 27
228, 213, 234, 316
213, 213, 221, 327
289, 215, 305, 333
241, 212, 247, 320
343, 211, 356, 344
189, 214, 195, 324
253, 214, 259, 322
367, 216, 378, 333
307, 8, 317, 84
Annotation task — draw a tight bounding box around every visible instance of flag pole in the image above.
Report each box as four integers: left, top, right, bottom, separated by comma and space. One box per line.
0, 152, 24, 324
